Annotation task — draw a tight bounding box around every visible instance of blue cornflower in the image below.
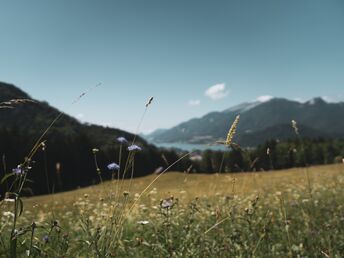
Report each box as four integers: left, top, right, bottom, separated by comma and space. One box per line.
116, 136, 128, 144
12, 167, 23, 175
107, 162, 120, 171
127, 144, 142, 152
42, 235, 49, 243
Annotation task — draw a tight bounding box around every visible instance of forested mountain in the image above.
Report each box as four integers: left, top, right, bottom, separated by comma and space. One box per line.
147, 97, 344, 146
0, 82, 183, 196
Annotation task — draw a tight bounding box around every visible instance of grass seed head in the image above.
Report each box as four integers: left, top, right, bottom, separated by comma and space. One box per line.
291, 120, 299, 135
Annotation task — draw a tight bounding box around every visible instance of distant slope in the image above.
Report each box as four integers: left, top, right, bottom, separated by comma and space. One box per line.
0, 82, 145, 148
0, 82, 176, 195
148, 97, 344, 146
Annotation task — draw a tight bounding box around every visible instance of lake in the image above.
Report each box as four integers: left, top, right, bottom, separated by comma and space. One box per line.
152, 142, 228, 152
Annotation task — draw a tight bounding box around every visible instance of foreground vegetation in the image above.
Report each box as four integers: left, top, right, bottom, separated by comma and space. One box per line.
1, 164, 344, 257
1, 91, 344, 257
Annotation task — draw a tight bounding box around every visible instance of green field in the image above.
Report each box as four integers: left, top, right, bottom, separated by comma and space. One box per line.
2, 164, 344, 257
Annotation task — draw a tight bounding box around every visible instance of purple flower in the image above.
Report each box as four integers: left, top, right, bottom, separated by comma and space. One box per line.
127, 144, 142, 152
116, 137, 128, 144
12, 167, 23, 175
160, 198, 174, 209
107, 162, 120, 171
42, 235, 49, 243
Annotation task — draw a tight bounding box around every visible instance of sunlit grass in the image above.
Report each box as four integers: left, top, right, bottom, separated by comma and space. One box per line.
1, 163, 344, 257
23, 163, 343, 209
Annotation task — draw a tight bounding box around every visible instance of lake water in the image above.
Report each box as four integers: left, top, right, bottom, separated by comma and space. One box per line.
152, 142, 228, 152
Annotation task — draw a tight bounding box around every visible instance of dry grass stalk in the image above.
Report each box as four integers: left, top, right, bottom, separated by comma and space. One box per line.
0, 98, 36, 109
217, 115, 240, 146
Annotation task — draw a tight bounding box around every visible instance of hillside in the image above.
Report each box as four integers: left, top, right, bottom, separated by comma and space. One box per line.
16, 163, 344, 257
147, 97, 344, 146
0, 82, 181, 195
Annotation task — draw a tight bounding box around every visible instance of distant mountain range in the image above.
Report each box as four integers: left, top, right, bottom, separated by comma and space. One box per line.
146, 97, 344, 146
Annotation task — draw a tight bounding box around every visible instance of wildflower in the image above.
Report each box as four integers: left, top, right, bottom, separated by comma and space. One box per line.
41, 142, 46, 151
291, 120, 299, 135
107, 162, 120, 171
12, 166, 23, 175
160, 197, 174, 209
128, 144, 142, 152
42, 235, 49, 243
137, 220, 149, 225
3, 211, 14, 217
92, 148, 99, 154
116, 136, 128, 144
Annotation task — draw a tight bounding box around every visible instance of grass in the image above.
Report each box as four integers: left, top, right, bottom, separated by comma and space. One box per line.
1, 163, 344, 257
23, 163, 343, 209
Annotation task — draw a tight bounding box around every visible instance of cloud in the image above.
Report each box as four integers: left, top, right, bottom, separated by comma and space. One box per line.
256, 95, 273, 103
188, 99, 201, 106
205, 83, 228, 100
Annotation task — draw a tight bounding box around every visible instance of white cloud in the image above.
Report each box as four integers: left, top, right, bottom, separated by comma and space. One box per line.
204, 83, 228, 100
188, 99, 201, 106
256, 95, 273, 103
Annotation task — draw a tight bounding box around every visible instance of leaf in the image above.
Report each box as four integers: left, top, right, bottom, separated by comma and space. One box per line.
18, 198, 24, 217
1, 172, 15, 184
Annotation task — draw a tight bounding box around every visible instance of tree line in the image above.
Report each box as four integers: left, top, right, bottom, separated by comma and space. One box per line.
193, 138, 344, 173
1, 125, 343, 197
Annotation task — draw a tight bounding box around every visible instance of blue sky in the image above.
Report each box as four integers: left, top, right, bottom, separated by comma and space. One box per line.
0, 0, 343, 133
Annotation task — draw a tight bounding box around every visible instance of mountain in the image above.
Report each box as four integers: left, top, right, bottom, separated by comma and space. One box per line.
142, 128, 168, 142
0, 82, 180, 195
147, 97, 344, 146
0, 82, 144, 149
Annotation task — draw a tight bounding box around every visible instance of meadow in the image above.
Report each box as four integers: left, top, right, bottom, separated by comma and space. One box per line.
1, 97, 344, 257
1, 163, 344, 257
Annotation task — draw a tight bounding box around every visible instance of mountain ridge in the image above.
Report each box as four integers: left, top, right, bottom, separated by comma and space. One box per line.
147, 97, 344, 146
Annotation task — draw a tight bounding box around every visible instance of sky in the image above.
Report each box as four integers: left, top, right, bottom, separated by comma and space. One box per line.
0, 0, 343, 133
